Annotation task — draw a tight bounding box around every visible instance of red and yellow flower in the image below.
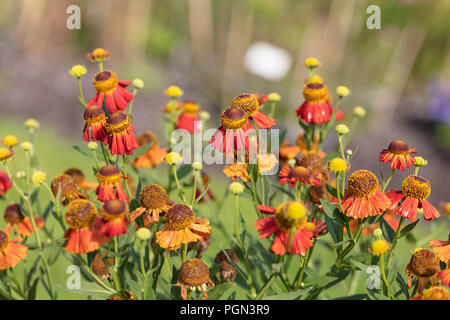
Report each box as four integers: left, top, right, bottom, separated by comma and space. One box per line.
279, 165, 322, 187
86, 48, 111, 62
83, 105, 108, 144
295, 82, 333, 124
156, 204, 211, 250
105, 112, 139, 155
341, 170, 390, 219
439, 269, 450, 287
0, 170, 12, 196
254, 202, 316, 256
379, 140, 416, 170
86, 70, 134, 114
386, 175, 440, 222
95, 165, 128, 202
0, 148, 14, 162
176, 258, 215, 300
4, 204, 44, 237
231, 93, 277, 129
99, 199, 129, 237
222, 163, 250, 182
130, 184, 171, 224
64, 199, 108, 254
0, 229, 27, 270
176, 100, 201, 133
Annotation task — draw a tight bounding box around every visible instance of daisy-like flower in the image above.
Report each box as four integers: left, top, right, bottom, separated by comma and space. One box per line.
51, 174, 87, 206
0, 170, 12, 196
64, 167, 98, 191
105, 112, 139, 155
176, 258, 215, 300
410, 286, 450, 300
86, 70, 134, 114
2, 135, 19, 148
176, 100, 201, 133
405, 249, 440, 293
132, 131, 167, 169
379, 140, 416, 170
254, 202, 315, 256
156, 204, 211, 250
231, 93, 277, 129
0, 229, 27, 270
214, 249, 239, 282
99, 199, 129, 237
83, 105, 108, 144
257, 153, 278, 174
222, 163, 250, 182
86, 48, 111, 61
209, 107, 253, 153
279, 165, 322, 187
429, 234, 450, 263
3, 204, 44, 237
95, 165, 128, 202
295, 82, 333, 124
64, 199, 108, 254
0, 147, 14, 162
386, 175, 440, 222
369, 239, 391, 256
341, 170, 391, 219
129, 184, 171, 224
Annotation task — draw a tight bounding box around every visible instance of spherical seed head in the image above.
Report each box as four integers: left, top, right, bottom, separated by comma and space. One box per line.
267, 92, 281, 102
25, 119, 40, 130
4, 204, 25, 224
0, 230, 9, 252
69, 65, 87, 78
165, 152, 182, 165
101, 199, 127, 220
84, 105, 106, 123
139, 185, 168, 209
414, 156, 427, 167
166, 204, 194, 231
165, 85, 183, 98
336, 86, 350, 97
51, 174, 78, 197
65, 199, 98, 229
2, 135, 19, 147
304, 57, 320, 68
0, 148, 13, 161
136, 228, 151, 240
231, 93, 259, 115
93, 70, 118, 93
347, 170, 378, 198
303, 83, 327, 102
20, 142, 33, 151
179, 258, 210, 286
32, 171, 47, 186
407, 249, 439, 277
229, 182, 244, 194
402, 175, 431, 200
353, 106, 366, 118
220, 107, 248, 130
132, 78, 144, 89
274, 202, 306, 232
286, 202, 307, 220
328, 158, 348, 173
422, 286, 450, 300
335, 124, 349, 135
370, 240, 390, 256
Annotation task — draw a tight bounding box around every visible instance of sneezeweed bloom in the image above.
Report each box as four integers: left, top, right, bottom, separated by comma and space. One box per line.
91, 252, 114, 280
379, 140, 416, 170
130, 184, 171, 224
64, 167, 98, 191
254, 202, 315, 256
214, 249, 238, 282
64, 199, 107, 254
31, 171, 46, 187
176, 258, 215, 300
165, 85, 183, 98
279, 140, 301, 167
68, 65, 87, 78
439, 269, 450, 287
51, 174, 87, 206
429, 234, 450, 263
257, 153, 278, 174
341, 170, 391, 219
369, 239, 391, 256
132, 131, 167, 169
106, 112, 139, 155
386, 175, 440, 221
0, 170, 12, 196
405, 249, 440, 293
296, 82, 333, 124
165, 152, 182, 166
156, 204, 211, 250
87, 70, 134, 114
2, 135, 19, 148
0, 147, 14, 162
163, 100, 181, 113
209, 107, 253, 152
410, 286, 450, 300
176, 100, 201, 133
99, 199, 129, 237
4, 204, 44, 237
86, 48, 111, 61
327, 158, 348, 174
223, 164, 250, 183
0, 229, 27, 270
304, 57, 320, 69
83, 106, 108, 143
279, 165, 321, 188
96, 165, 128, 202
232, 93, 277, 129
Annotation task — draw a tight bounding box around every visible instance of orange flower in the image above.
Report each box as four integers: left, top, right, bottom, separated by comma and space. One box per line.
0, 229, 27, 270
439, 269, 450, 287
231, 93, 277, 129
64, 199, 108, 254
83, 106, 108, 144
405, 249, 440, 293
51, 174, 87, 206
387, 175, 440, 222
156, 204, 210, 250
95, 165, 128, 202
379, 140, 416, 171
64, 167, 98, 191
130, 184, 171, 224
279, 140, 301, 167
132, 131, 167, 169
410, 285, 450, 300
86, 70, 134, 114
295, 82, 333, 124
99, 199, 129, 237
177, 258, 215, 300
341, 170, 390, 219
106, 112, 139, 156
3, 204, 44, 237
86, 48, 111, 61
279, 166, 321, 187
429, 234, 450, 263
176, 100, 201, 133
223, 163, 250, 182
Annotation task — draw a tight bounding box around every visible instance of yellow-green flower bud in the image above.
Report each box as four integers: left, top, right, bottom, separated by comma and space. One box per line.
336, 86, 350, 97
268, 92, 281, 102
335, 124, 349, 135
20, 141, 33, 151
68, 65, 87, 78
165, 152, 182, 165
229, 182, 244, 195
132, 78, 145, 89
136, 228, 151, 240
32, 171, 47, 186
165, 85, 183, 98
88, 142, 99, 150
353, 106, 366, 118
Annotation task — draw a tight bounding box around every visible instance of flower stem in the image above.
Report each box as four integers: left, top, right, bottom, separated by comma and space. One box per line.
43, 182, 65, 231
191, 170, 198, 206
77, 254, 117, 294
9, 268, 25, 299
386, 216, 405, 267
127, 88, 138, 120
382, 168, 395, 193
122, 154, 132, 199
380, 254, 396, 300
77, 77, 87, 107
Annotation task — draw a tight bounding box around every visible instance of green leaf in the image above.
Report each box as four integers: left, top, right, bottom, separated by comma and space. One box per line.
270, 182, 295, 200
303, 276, 338, 288
72, 145, 92, 158
207, 283, 236, 300
380, 217, 396, 242
176, 165, 192, 181
398, 219, 419, 239
325, 184, 338, 199
263, 287, 312, 300
320, 199, 343, 243
334, 294, 368, 300
249, 163, 259, 184
350, 259, 370, 272
367, 291, 390, 300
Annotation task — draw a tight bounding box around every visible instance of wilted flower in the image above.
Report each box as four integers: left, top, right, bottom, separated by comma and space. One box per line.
215, 249, 238, 282
51, 174, 87, 205
176, 258, 214, 300
130, 184, 171, 224
4, 204, 44, 237
405, 249, 440, 293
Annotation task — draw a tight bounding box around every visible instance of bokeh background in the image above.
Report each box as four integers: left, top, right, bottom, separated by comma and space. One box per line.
0, 0, 449, 299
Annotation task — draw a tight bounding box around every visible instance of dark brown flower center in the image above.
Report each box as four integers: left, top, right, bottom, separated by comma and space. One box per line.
221, 107, 248, 130
101, 199, 127, 220
166, 204, 194, 231
139, 185, 168, 209
95, 71, 112, 81
402, 175, 430, 200
84, 106, 105, 122
387, 140, 410, 153
0, 230, 9, 252
347, 170, 378, 198
231, 93, 259, 115
179, 258, 210, 286
4, 204, 25, 224
65, 199, 98, 229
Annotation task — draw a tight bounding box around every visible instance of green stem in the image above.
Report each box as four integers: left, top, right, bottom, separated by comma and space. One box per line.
77, 255, 117, 294
77, 77, 87, 107
140, 245, 147, 300
380, 254, 396, 300
182, 243, 188, 263
122, 155, 132, 199
191, 170, 198, 206
98, 61, 103, 72
127, 88, 138, 120
382, 168, 395, 193
91, 149, 100, 171
255, 255, 282, 300
100, 142, 109, 164
9, 268, 25, 299
386, 216, 405, 267
43, 182, 65, 231
259, 174, 265, 205
296, 244, 313, 289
